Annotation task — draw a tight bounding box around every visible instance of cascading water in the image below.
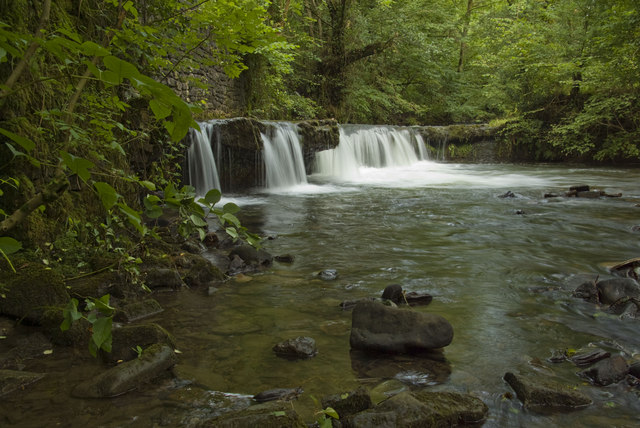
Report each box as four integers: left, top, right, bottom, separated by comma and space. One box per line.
261, 122, 308, 189
313, 125, 430, 180
187, 122, 221, 196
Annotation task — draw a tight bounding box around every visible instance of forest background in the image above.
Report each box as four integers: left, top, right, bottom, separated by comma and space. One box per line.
0, 0, 638, 280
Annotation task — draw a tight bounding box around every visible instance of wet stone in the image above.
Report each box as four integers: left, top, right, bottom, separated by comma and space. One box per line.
503, 371, 592, 411
569, 349, 611, 367
597, 278, 640, 305
579, 355, 629, 386
253, 387, 303, 403
318, 269, 338, 280
272, 336, 317, 359
321, 386, 372, 419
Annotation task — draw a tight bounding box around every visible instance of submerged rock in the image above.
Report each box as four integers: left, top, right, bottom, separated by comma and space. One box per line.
0, 369, 45, 396
573, 279, 599, 304
253, 387, 303, 403
143, 268, 185, 290
105, 323, 176, 364
343, 390, 488, 427
322, 386, 372, 419
579, 355, 629, 386
114, 299, 163, 323
350, 301, 453, 353
503, 371, 592, 411
569, 349, 611, 367
381, 284, 404, 304
272, 336, 317, 360
72, 344, 177, 398
204, 400, 306, 427
318, 269, 338, 281
350, 349, 451, 386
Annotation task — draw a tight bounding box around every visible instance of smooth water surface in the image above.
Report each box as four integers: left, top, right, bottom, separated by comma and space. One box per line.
3, 162, 640, 427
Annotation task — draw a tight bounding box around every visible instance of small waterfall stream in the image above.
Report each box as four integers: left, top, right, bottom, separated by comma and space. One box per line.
261, 122, 308, 189
313, 125, 430, 180
187, 122, 221, 196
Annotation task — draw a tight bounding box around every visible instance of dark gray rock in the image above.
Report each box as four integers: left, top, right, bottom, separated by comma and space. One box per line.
105, 323, 176, 364
629, 362, 640, 379
569, 349, 611, 367
274, 254, 295, 264
405, 291, 433, 307
608, 297, 640, 318
72, 344, 177, 398
499, 190, 516, 198
318, 269, 338, 281
579, 355, 629, 386
229, 245, 273, 267
381, 284, 404, 304
504, 371, 592, 410
350, 301, 453, 353
0, 265, 69, 325
343, 390, 488, 428
272, 336, 317, 359
114, 299, 164, 323
0, 369, 45, 396
597, 278, 640, 305
321, 386, 372, 419
573, 279, 599, 304
143, 268, 185, 290
253, 387, 303, 403
340, 297, 376, 311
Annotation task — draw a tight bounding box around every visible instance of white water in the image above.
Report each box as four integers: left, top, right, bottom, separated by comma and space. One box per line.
188, 123, 221, 196
313, 125, 429, 181
262, 122, 308, 190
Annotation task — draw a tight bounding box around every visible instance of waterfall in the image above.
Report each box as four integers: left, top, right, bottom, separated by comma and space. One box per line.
313, 125, 429, 179
262, 122, 308, 189
188, 122, 221, 196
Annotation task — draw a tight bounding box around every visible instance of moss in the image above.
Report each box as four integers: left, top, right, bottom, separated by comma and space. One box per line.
0, 263, 69, 325
105, 323, 176, 364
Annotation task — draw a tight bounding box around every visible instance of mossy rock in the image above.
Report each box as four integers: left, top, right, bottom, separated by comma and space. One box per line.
176, 253, 225, 286
0, 264, 69, 325
104, 323, 176, 364
41, 308, 91, 347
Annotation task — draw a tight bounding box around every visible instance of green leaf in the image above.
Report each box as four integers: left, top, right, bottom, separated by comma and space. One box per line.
60, 151, 94, 182
139, 180, 156, 191
60, 298, 80, 331
0, 127, 35, 152
91, 316, 112, 353
80, 41, 110, 57
225, 227, 239, 240
93, 182, 120, 210
323, 407, 339, 420
94, 294, 114, 316
189, 214, 208, 227
223, 202, 240, 214
221, 212, 241, 228
103, 55, 141, 84
117, 202, 145, 235
149, 99, 172, 120
0, 237, 22, 255
202, 188, 221, 206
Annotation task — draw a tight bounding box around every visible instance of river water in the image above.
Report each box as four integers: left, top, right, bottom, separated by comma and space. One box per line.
3, 159, 640, 426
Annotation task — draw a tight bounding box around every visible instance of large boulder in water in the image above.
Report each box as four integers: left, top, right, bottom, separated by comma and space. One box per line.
350, 301, 453, 353
504, 372, 592, 411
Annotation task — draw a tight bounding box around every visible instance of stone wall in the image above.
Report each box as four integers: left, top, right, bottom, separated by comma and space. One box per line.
164, 48, 246, 115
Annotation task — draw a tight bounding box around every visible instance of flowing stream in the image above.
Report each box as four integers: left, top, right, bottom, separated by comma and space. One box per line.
2, 124, 640, 427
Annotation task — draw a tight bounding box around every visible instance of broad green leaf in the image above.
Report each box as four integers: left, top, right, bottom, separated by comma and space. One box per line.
323, 407, 339, 420
225, 227, 238, 240
149, 99, 172, 120
80, 41, 110, 57
117, 202, 145, 234
60, 151, 94, 182
103, 55, 141, 84
0, 127, 35, 152
202, 188, 221, 206
223, 202, 240, 214
189, 214, 207, 227
221, 212, 240, 228
91, 316, 112, 352
0, 237, 22, 254
139, 180, 156, 191
93, 182, 120, 210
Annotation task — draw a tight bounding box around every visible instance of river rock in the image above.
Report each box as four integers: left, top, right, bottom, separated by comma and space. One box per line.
350, 301, 453, 353
0, 369, 45, 396
272, 336, 317, 359
318, 269, 338, 280
114, 299, 164, 323
579, 355, 629, 386
274, 254, 295, 264
105, 323, 176, 364
503, 371, 592, 410
608, 297, 640, 318
229, 245, 273, 269
253, 387, 303, 403
381, 284, 404, 304
343, 390, 488, 427
340, 297, 376, 310
596, 278, 640, 305
204, 400, 306, 427
350, 349, 451, 385
629, 362, 640, 379
573, 279, 599, 304
0, 265, 69, 325
321, 386, 372, 419
405, 291, 433, 307
569, 349, 611, 367
143, 268, 185, 290
72, 344, 177, 398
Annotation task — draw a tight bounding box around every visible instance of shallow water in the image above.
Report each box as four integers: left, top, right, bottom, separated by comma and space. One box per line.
2, 162, 640, 427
